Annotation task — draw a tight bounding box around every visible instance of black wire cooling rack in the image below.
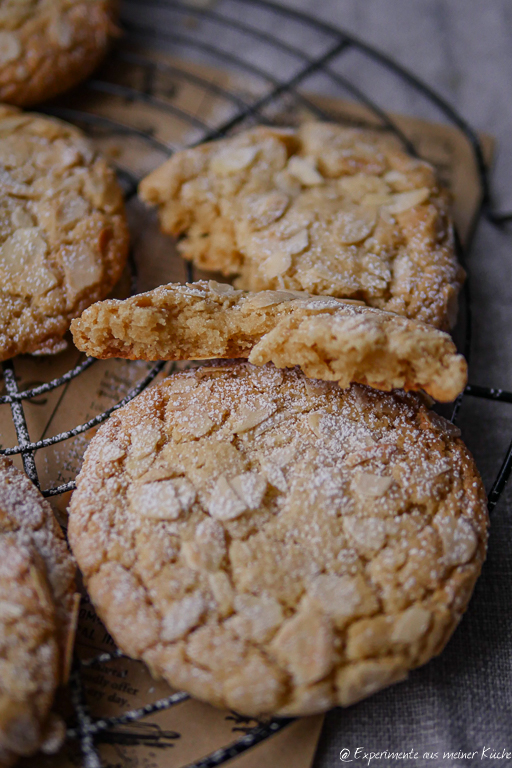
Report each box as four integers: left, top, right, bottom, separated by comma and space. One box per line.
2, 2, 512, 767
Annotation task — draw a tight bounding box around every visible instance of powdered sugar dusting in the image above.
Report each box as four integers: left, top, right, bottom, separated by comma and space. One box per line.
68, 362, 488, 717
0, 458, 76, 761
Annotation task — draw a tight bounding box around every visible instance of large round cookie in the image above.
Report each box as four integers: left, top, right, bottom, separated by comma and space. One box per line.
0, 105, 129, 361
0, 1, 117, 107
0, 458, 76, 766
139, 123, 464, 330
68, 363, 487, 717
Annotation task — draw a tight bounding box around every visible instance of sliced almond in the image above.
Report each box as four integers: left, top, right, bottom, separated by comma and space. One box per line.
180, 406, 215, 438
274, 169, 302, 196
243, 289, 298, 308
0, 227, 47, 274
270, 609, 333, 685
161, 594, 206, 642
28, 565, 54, 614
49, 17, 73, 49
0, 169, 31, 198
229, 472, 267, 510
208, 280, 239, 296
344, 516, 386, 555
352, 472, 393, 498
424, 411, 462, 437
0, 31, 21, 66
287, 156, 324, 186
307, 573, 379, 628
207, 475, 247, 520
229, 594, 283, 643
244, 191, 289, 230
208, 571, 234, 617
390, 606, 431, 644
308, 412, 323, 437
261, 461, 287, 492
210, 145, 258, 175
339, 174, 390, 202
298, 296, 348, 310
173, 477, 196, 511
36, 141, 81, 172
0, 227, 57, 297
130, 424, 162, 458
304, 379, 332, 396
379, 206, 397, 225
360, 192, 391, 207
385, 187, 430, 213
268, 445, 295, 468
281, 227, 309, 255
129, 478, 195, 521
336, 658, 407, 707
182, 518, 226, 572
56, 196, 90, 228
232, 404, 277, 433
167, 378, 199, 393
11, 207, 33, 228
383, 170, 409, 188
262, 249, 292, 278
62, 242, 102, 298
99, 443, 126, 463
298, 264, 345, 288
345, 443, 397, 468
334, 208, 376, 244
434, 514, 478, 567
23, 264, 59, 297
83, 170, 120, 209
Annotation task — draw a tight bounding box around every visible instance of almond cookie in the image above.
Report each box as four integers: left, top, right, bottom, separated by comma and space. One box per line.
71, 280, 467, 402
0, 1, 118, 107
139, 123, 464, 330
0, 104, 129, 361
68, 363, 487, 717
0, 458, 76, 766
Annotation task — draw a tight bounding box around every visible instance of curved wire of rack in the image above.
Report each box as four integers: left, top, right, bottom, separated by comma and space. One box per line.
1, 2, 512, 766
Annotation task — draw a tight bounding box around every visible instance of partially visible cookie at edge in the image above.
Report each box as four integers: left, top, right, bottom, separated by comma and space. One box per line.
70, 280, 467, 402
68, 363, 488, 718
0, 1, 118, 107
0, 457, 76, 766
0, 104, 129, 362
139, 122, 464, 330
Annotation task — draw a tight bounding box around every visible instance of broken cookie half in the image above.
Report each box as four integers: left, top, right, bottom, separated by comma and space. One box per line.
71, 280, 467, 402
138, 123, 463, 330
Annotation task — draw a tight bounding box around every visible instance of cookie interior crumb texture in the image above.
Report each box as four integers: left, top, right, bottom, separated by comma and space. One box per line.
68, 363, 488, 718
139, 123, 465, 330
0, 104, 129, 362
71, 280, 467, 402
0, 0, 118, 107
0, 457, 76, 766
